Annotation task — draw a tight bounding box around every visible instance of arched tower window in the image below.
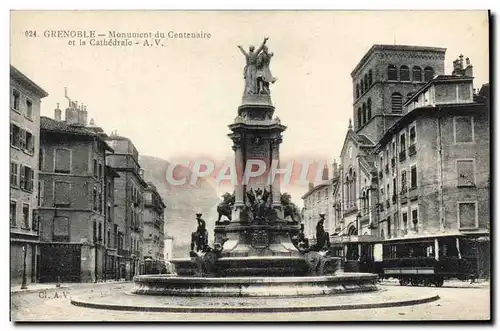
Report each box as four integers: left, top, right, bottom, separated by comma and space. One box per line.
356, 84, 360, 99
364, 73, 369, 91
391, 93, 403, 112
368, 69, 373, 86
360, 79, 364, 94
412, 66, 422, 82
400, 65, 410, 81
424, 67, 434, 82
351, 171, 357, 207
362, 103, 367, 124
387, 65, 397, 81
367, 98, 372, 120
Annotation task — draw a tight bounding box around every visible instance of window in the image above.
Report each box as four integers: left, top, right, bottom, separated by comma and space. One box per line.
424, 67, 434, 82
53, 216, 70, 242
412, 66, 422, 82
357, 108, 362, 127
12, 89, 20, 111
107, 205, 112, 221
411, 208, 418, 231
54, 181, 70, 206
454, 116, 474, 143
26, 99, 33, 119
400, 133, 406, 152
22, 204, 30, 228
400, 65, 410, 81
38, 180, 44, 206
364, 74, 369, 91
402, 211, 408, 230
107, 181, 112, 197
93, 187, 98, 210
25, 131, 34, 154
20, 166, 34, 192
10, 123, 20, 148
362, 103, 367, 124
410, 165, 417, 189
19, 129, 27, 150
98, 222, 102, 242
401, 170, 407, 192
360, 79, 364, 94
368, 69, 373, 86
356, 84, 360, 99
391, 93, 403, 112
10, 201, 17, 227
458, 202, 477, 228
367, 98, 372, 120
55, 148, 71, 173
93, 159, 98, 177
457, 160, 475, 187
107, 230, 111, 247
98, 163, 103, 179
10, 162, 18, 187
387, 65, 397, 81
409, 125, 416, 145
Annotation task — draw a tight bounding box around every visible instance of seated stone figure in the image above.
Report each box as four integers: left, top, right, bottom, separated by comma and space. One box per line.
291, 223, 310, 252
313, 214, 330, 251
191, 213, 209, 252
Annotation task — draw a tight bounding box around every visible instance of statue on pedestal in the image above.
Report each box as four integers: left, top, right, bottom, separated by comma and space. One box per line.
238, 37, 277, 96
216, 192, 235, 222
313, 213, 331, 251
281, 193, 301, 223
191, 213, 209, 252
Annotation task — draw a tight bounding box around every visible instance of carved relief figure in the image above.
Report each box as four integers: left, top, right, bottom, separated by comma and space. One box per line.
246, 188, 271, 222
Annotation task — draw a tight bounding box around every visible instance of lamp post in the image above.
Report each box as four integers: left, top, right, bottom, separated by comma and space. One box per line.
21, 244, 28, 289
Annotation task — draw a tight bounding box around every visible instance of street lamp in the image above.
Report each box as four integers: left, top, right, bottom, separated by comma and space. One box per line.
21, 244, 28, 289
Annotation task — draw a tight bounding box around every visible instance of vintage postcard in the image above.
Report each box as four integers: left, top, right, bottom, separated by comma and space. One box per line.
9, 10, 490, 322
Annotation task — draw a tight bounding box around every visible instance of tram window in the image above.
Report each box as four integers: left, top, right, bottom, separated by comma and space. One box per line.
440, 238, 459, 257
426, 244, 435, 258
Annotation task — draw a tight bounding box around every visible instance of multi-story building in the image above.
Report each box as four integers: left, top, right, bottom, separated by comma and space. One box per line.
373, 60, 489, 275
142, 182, 166, 273
10, 66, 48, 285
106, 133, 148, 280
301, 163, 339, 239
337, 44, 447, 238
38, 101, 115, 282
330, 45, 490, 276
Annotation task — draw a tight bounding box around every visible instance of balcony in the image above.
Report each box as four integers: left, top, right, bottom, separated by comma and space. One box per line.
378, 171, 383, 179
399, 150, 406, 162
391, 157, 396, 168
385, 164, 389, 174
409, 187, 418, 201
409, 144, 417, 157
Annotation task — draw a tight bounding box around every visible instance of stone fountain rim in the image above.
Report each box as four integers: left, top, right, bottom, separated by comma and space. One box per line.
134, 272, 378, 284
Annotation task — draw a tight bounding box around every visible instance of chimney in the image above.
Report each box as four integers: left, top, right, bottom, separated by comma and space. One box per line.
465, 57, 474, 77
459, 54, 464, 70
65, 100, 79, 125
322, 164, 329, 181
77, 104, 88, 126
54, 103, 61, 121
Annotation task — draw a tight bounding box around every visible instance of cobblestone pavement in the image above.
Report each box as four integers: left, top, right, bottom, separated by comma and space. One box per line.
11, 282, 491, 322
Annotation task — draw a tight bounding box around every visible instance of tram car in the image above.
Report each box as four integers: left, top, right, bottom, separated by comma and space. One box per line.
330, 234, 482, 287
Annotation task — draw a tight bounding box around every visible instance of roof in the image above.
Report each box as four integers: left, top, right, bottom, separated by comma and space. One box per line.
405, 75, 474, 106
351, 44, 446, 78
10, 65, 49, 98
359, 156, 377, 175
301, 178, 337, 200
356, 134, 375, 146
374, 102, 485, 151
41, 116, 114, 152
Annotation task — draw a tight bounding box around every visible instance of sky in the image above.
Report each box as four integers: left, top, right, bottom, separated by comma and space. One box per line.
10, 11, 489, 205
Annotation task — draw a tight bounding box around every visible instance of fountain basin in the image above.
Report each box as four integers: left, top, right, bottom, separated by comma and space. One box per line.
132, 273, 378, 297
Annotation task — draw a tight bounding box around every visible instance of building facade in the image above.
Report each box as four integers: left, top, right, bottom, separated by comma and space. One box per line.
330, 45, 490, 276
142, 182, 166, 273
38, 103, 115, 283
106, 134, 148, 280
10, 66, 48, 285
